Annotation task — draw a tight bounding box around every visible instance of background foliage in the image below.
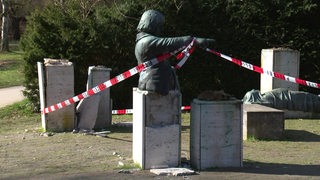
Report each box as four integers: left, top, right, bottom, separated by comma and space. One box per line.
20, 0, 320, 111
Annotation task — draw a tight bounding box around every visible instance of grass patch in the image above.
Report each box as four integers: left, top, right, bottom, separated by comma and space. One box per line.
0, 50, 23, 61
0, 99, 34, 118
112, 114, 133, 123
284, 119, 320, 141
244, 119, 320, 165
0, 99, 39, 133
0, 41, 24, 88
115, 163, 141, 170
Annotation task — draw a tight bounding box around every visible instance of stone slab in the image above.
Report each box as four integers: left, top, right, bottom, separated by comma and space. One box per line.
76, 95, 101, 130
243, 104, 284, 140
190, 99, 243, 169
132, 88, 181, 170
260, 48, 300, 93
87, 66, 112, 129
45, 61, 75, 132
145, 125, 180, 169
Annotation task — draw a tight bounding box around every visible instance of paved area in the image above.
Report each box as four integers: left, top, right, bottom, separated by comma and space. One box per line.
0, 86, 25, 108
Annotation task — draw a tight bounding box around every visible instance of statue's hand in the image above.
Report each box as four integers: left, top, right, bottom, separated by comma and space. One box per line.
195, 38, 215, 49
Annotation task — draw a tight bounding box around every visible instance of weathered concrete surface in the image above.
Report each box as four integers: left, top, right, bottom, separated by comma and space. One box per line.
0, 86, 25, 108
243, 104, 284, 140
145, 125, 180, 169
76, 95, 101, 130
45, 59, 75, 132
132, 88, 181, 170
86, 66, 112, 129
190, 99, 243, 169
76, 66, 112, 130
260, 48, 300, 93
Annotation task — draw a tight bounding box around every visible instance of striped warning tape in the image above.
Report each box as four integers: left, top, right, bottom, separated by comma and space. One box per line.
43, 41, 195, 114
112, 109, 133, 115
112, 106, 191, 115
205, 48, 320, 89
175, 39, 196, 69
43, 40, 318, 114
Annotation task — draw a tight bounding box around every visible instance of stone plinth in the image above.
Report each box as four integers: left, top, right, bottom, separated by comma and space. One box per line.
87, 66, 112, 129
76, 66, 112, 130
132, 88, 181, 169
260, 48, 300, 93
190, 99, 243, 169
44, 59, 75, 132
243, 104, 284, 140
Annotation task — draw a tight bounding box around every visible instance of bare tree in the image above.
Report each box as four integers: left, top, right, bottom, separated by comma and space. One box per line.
1, 0, 9, 52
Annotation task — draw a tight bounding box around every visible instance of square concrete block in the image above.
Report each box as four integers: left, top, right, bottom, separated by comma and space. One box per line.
145, 125, 180, 169
243, 104, 284, 140
190, 99, 243, 169
76, 66, 112, 130
132, 88, 181, 169
45, 59, 75, 132
86, 66, 112, 129
260, 48, 300, 93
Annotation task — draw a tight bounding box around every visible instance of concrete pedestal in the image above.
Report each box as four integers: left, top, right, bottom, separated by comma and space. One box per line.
87, 66, 112, 129
76, 66, 112, 130
243, 104, 284, 140
132, 88, 181, 169
190, 99, 243, 169
260, 48, 300, 93
44, 59, 75, 132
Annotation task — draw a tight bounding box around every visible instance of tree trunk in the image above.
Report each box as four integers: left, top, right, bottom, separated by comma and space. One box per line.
1, 0, 9, 52
11, 16, 20, 40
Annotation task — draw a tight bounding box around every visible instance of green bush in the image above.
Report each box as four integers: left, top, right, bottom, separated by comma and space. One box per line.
21, 2, 124, 111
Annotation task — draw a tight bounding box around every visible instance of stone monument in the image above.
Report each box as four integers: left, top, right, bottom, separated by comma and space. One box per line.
260, 48, 300, 93
42, 59, 75, 132
190, 91, 243, 169
132, 9, 214, 169
76, 66, 112, 131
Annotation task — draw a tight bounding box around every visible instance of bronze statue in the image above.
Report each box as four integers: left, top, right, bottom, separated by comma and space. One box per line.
135, 10, 214, 95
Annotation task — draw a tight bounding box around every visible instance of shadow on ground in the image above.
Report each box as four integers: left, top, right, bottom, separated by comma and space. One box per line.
205, 161, 320, 177
13, 162, 320, 180
284, 129, 320, 142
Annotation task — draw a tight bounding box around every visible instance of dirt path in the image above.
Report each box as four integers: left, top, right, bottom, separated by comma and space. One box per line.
1, 130, 319, 180
0, 86, 25, 108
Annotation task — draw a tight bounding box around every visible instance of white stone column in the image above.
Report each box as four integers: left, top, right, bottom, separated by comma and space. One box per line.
190, 99, 243, 169
44, 59, 75, 132
132, 88, 181, 169
37, 62, 46, 131
260, 48, 300, 93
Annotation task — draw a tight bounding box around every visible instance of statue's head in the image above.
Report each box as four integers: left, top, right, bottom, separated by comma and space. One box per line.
137, 10, 164, 36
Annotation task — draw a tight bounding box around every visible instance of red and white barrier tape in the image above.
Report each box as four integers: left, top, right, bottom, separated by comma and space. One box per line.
175, 39, 196, 69
43, 41, 195, 114
112, 109, 133, 115
43, 40, 318, 114
206, 48, 320, 89
112, 106, 191, 115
